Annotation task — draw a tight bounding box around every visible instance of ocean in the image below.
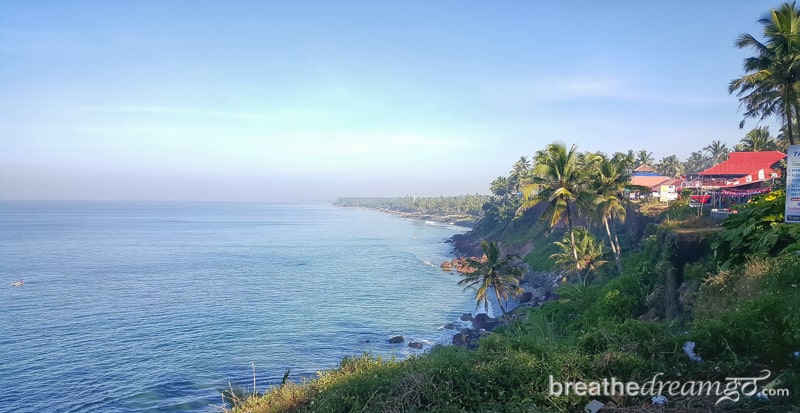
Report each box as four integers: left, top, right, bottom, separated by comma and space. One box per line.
0, 201, 480, 412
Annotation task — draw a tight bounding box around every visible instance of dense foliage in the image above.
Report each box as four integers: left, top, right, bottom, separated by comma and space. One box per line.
334, 195, 489, 221
229, 187, 800, 412
714, 190, 800, 268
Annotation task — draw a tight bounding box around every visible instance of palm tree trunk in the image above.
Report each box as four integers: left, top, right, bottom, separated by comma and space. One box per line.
784, 84, 796, 146
495, 288, 509, 323
566, 206, 579, 271
610, 216, 622, 273
603, 216, 622, 274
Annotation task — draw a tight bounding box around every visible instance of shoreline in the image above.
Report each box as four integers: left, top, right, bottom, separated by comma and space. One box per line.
334, 205, 476, 228
338, 202, 560, 348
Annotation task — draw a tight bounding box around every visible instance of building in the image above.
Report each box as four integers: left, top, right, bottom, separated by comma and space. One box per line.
697, 151, 785, 191
684, 151, 786, 207
629, 165, 676, 200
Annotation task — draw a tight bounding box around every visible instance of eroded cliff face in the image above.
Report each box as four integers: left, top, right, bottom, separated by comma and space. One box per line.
642, 228, 716, 322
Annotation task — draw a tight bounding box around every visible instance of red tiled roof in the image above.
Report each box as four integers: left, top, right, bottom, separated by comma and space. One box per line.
700, 151, 785, 176
634, 164, 656, 173
630, 175, 671, 189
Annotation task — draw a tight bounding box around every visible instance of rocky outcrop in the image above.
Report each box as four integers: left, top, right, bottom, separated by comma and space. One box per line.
408, 342, 423, 349
459, 313, 500, 331
388, 335, 404, 344
451, 328, 485, 349
440, 256, 487, 274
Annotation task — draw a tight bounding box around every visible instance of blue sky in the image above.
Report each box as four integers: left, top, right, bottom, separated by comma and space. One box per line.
0, 1, 782, 201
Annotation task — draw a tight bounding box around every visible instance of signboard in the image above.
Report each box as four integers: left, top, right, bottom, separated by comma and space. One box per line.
659, 185, 670, 203
786, 145, 800, 223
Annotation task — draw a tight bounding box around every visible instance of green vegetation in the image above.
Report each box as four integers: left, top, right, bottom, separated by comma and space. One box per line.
229, 189, 799, 412
334, 195, 490, 223
230, 3, 800, 412
458, 241, 524, 320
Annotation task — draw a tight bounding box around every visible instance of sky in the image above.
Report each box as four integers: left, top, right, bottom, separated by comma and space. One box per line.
0, 0, 785, 201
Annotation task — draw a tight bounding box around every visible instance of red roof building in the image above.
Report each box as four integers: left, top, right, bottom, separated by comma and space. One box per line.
698, 151, 785, 189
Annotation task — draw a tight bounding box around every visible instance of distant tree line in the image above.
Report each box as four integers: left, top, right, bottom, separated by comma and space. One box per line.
334, 194, 491, 219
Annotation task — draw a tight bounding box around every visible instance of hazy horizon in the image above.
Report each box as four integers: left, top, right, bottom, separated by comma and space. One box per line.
0, 1, 781, 202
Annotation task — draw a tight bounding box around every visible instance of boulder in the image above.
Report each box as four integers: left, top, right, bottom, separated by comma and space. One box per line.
408, 342, 423, 349
388, 335, 404, 344
451, 328, 483, 349
472, 313, 499, 331
440, 261, 453, 271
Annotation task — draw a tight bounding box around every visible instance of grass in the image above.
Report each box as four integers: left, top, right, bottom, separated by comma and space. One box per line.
225, 209, 800, 413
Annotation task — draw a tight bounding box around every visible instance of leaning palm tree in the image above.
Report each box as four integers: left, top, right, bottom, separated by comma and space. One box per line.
588, 156, 628, 274
518, 142, 587, 269
730, 2, 800, 146
740, 126, 778, 151
458, 241, 524, 320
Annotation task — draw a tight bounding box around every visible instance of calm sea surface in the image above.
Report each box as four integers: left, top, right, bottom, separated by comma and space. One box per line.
0, 201, 478, 412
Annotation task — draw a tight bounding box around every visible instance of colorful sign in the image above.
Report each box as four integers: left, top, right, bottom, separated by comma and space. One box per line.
786, 145, 800, 223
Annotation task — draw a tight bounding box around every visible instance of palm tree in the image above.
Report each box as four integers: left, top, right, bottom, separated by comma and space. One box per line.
458, 241, 524, 320
656, 155, 685, 177
490, 176, 511, 197
519, 142, 587, 269
549, 227, 607, 285
588, 156, 628, 274
740, 126, 778, 151
612, 150, 636, 175
684, 151, 711, 174
636, 149, 655, 167
508, 156, 532, 194
729, 2, 800, 146
703, 140, 730, 165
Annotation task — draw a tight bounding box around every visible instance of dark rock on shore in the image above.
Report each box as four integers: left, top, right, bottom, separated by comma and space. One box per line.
388, 335, 404, 344
459, 312, 500, 331
451, 328, 485, 349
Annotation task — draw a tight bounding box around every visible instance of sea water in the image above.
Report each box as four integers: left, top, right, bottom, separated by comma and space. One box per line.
0, 201, 480, 412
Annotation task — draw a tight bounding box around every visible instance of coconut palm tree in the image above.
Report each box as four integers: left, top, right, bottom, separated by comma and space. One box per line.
519, 142, 587, 269
636, 149, 655, 167
612, 150, 636, 175
458, 241, 524, 320
740, 126, 778, 151
656, 155, 685, 177
684, 151, 711, 174
703, 140, 731, 165
588, 156, 628, 274
490, 176, 511, 197
508, 156, 532, 194
729, 2, 800, 146
549, 227, 607, 285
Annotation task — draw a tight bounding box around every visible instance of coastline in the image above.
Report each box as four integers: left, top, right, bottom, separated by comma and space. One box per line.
344, 203, 562, 347
335, 205, 476, 228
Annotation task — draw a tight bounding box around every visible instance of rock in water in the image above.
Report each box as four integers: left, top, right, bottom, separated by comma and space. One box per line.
408, 342, 423, 349
388, 335, 404, 344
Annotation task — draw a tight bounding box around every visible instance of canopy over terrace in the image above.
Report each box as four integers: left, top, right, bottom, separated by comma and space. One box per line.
687, 151, 786, 208
697, 151, 786, 189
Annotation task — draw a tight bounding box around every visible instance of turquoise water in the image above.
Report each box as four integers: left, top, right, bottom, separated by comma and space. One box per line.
0, 202, 477, 412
